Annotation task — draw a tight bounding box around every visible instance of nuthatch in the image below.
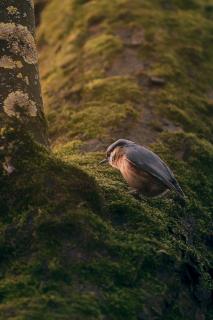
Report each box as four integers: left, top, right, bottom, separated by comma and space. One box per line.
100, 139, 185, 198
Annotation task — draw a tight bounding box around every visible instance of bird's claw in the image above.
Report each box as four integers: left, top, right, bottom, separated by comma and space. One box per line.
127, 188, 142, 200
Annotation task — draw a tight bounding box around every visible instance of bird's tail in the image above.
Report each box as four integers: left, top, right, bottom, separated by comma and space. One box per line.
171, 179, 185, 199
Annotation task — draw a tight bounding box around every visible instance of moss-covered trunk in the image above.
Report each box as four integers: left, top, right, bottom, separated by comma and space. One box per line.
37, 0, 212, 149
0, 0, 48, 147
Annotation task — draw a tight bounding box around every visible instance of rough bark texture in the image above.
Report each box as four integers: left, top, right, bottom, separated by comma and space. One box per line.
0, 0, 48, 146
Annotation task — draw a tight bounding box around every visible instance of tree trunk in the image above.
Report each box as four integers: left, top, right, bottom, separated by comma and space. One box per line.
0, 0, 48, 148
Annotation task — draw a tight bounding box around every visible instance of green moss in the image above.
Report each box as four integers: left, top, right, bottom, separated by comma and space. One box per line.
0, 128, 212, 319
84, 76, 142, 104
37, 0, 75, 45
2, 0, 211, 318
84, 34, 122, 58
54, 131, 213, 319
0, 129, 105, 318
38, 0, 213, 145
67, 103, 138, 139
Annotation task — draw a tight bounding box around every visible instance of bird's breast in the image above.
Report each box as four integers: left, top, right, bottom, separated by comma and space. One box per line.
117, 156, 167, 196
118, 157, 144, 189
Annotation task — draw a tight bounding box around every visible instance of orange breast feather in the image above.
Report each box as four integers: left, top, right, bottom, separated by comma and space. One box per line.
118, 156, 145, 189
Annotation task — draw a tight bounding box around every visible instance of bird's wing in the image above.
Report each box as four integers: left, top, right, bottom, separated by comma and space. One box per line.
125, 145, 185, 197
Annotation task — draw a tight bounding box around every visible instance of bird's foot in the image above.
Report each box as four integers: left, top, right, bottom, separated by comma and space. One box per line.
127, 188, 145, 201
127, 188, 139, 197
127, 189, 155, 203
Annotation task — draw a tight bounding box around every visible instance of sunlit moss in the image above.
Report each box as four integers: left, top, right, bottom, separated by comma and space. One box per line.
84, 34, 122, 58
67, 103, 138, 139
38, 0, 213, 145
84, 76, 142, 104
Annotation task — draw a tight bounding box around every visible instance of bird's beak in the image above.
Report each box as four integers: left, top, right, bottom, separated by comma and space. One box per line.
99, 158, 108, 165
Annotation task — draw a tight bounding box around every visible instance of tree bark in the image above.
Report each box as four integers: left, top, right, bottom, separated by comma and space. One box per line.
0, 0, 48, 146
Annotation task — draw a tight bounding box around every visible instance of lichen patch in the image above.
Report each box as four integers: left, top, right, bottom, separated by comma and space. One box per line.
25, 76, 30, 85
17, 73, 23, 79
3, 90, 37, 118
0, 55, 23, 69
7, 6, 19, 15
0, 23, 37, 64
16, 60, 23, 68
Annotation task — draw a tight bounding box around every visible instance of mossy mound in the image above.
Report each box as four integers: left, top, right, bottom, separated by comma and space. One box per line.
0, 129, 103, 319
1, 129, 212, 319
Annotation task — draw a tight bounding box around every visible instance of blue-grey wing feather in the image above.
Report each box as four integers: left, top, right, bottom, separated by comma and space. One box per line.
125, 145, 185, 197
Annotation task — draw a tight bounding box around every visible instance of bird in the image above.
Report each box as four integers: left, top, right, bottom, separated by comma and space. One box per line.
100, 139, 185, 199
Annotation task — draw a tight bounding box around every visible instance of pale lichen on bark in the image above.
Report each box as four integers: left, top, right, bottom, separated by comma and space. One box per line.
0, 55, 23, 69
3, 90, 37, 118
0, 22, 37, 64
16, 73, 30, 85
0, 1, 48, 146
17, 72, 23, 78
7, 6, 19, 15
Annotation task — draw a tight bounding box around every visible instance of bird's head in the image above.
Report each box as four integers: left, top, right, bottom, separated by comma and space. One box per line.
99, 139, 135, 165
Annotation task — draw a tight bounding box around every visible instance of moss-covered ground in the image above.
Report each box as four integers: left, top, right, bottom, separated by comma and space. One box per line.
0, 0, 212, 319
0, 130, 212, 319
